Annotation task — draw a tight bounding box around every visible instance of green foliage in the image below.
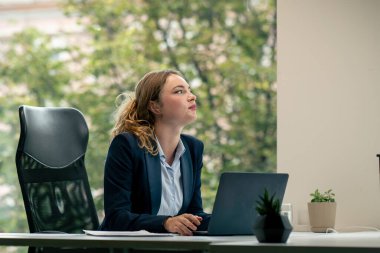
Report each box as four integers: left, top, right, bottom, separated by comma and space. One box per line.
0, 0, 277, 231
63, 0, 278, 211
256, 188, 281, 216
0, 28, 71, 104
310, 189, 335, 203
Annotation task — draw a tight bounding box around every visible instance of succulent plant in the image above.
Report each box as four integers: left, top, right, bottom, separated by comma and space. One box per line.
256, 188, 281, 216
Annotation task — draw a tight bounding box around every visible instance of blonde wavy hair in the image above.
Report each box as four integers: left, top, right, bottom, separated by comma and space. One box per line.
112, 69, 183, 155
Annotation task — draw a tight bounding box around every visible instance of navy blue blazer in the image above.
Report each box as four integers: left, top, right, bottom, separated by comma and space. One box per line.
99, 132, 210, 232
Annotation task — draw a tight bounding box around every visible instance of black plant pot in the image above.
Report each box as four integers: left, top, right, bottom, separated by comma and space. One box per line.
252, 214, 293, 243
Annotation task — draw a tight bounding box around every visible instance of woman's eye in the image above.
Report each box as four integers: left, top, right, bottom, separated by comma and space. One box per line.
175, 90, 184, 94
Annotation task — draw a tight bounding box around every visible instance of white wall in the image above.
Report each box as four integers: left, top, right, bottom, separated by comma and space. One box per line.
278, 0, 380, 230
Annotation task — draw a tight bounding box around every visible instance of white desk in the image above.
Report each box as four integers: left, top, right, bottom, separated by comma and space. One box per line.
210, 232, 380, 253
0, 233, 253, 252
1, 232, 380, 252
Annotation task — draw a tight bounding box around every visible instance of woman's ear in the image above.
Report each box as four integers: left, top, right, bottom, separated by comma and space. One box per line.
148, 101, 161, 115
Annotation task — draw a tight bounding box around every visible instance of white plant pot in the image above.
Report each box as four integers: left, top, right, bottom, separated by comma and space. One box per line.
308, 202, 337, 233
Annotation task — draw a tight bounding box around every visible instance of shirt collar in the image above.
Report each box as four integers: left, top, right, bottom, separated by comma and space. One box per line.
156, 136, 186, 162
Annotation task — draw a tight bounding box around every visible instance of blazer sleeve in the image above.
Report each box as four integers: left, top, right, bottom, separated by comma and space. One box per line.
182, 135, 211, 231
100, 133, 168, 232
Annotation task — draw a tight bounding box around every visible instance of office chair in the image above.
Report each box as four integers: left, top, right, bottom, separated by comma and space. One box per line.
15, 105, 106, 253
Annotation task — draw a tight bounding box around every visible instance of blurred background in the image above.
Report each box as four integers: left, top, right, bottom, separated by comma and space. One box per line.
0, 0, 277, 244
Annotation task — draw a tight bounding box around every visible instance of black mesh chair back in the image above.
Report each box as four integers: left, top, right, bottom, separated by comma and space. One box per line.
15, 105, 99, 235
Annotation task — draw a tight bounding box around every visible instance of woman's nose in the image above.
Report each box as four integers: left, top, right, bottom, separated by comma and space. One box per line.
189, 92, 196, 101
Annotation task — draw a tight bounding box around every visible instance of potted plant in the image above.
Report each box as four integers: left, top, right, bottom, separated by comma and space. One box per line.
308, 189, 337, 233
252, 189, 292, 243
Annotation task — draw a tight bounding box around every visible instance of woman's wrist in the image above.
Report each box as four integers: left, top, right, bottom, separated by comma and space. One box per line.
162, 216, 172, 231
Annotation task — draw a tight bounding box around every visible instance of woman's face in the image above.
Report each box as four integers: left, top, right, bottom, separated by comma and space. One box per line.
151, 74, 197, 128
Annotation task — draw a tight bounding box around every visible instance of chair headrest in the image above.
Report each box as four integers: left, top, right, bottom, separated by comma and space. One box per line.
18, 105, 89, 168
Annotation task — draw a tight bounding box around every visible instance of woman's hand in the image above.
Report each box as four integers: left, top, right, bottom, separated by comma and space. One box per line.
163, 214, 203, 236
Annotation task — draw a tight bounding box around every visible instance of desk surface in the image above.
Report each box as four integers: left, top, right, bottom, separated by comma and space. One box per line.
1, 232, 380, 252
210, 231, 380, 253
0, 232, 253, 251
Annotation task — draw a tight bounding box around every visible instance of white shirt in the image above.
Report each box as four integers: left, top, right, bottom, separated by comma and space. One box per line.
156, 138, 185, 216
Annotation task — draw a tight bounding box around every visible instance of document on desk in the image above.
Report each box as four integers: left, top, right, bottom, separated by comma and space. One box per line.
83, 230, 175, 237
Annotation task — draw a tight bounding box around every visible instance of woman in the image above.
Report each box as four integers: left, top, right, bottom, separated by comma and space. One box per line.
99, 70, 210, 236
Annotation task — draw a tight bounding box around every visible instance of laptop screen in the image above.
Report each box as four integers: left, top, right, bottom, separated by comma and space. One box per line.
206, 172, 289, 235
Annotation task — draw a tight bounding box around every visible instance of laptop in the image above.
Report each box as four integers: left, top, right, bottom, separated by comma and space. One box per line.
194, 172, 289, 236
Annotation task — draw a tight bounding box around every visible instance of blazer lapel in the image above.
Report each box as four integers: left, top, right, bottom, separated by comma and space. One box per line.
145, 151, 161, 214
179, 144, 193, 213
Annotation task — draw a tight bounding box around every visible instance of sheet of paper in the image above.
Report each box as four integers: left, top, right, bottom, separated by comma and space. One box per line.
83, 230, 175, 237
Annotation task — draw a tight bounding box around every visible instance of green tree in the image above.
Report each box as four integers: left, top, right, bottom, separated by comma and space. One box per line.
0, 0, 276, 235
63, 0, 277, 208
